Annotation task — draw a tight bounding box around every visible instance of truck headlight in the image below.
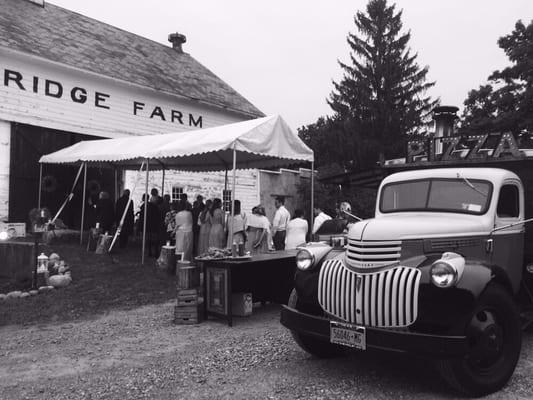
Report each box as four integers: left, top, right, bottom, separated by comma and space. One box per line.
430, 252, 465, 288
296, 249, 315, 271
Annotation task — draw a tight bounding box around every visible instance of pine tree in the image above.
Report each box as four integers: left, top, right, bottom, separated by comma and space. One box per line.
326, 0, 437, 168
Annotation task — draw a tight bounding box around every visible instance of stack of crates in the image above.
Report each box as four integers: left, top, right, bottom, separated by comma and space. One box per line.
174, 262, 203, 325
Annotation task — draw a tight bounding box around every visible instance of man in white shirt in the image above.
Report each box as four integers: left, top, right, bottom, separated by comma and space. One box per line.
312, 206, 332, 235
271, 196, 291, 250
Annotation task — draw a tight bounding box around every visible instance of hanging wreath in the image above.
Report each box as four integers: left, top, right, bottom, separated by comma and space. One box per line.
42, 175, 58, 193
87, 180, 101, 196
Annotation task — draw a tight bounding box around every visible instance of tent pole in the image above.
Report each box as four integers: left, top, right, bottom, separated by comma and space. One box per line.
114, 168, 118, 202
225, 169, 228, 191
310, 161, 314, 239
80, 162, 87, 245
161, 167, 165, 197
229, 144, 237, 246
142, 159, 149, 266
38, 163, 43, 209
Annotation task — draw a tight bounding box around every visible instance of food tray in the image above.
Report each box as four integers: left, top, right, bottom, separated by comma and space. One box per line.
228, 255, 252, 260
195, 256, 228, 261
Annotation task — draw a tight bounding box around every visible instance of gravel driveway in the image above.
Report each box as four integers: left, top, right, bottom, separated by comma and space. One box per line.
2, 301, 533, 400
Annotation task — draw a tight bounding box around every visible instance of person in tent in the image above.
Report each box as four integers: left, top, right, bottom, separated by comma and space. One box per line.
174, 200, 193, 261
115, 189, 134, 248
95, 191, 115, 234
226, 199, 246, 249
285, 209, 308, 249
208, 198, 226, 249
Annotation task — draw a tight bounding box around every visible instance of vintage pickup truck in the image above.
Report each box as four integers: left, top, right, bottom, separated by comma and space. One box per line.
281, 166, 533, 396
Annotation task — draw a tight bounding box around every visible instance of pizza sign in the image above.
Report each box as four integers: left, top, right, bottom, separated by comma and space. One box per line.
407, 132, 525, 163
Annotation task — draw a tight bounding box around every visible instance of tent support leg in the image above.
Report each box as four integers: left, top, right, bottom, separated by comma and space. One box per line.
114, 168, 118, 202
80, 162, 87, 245
224, 169, 228, 193
161, 167, 165, 197
38, 163, 43, 209
142, 159, 149, 266
310, 161, 314, 239
229, 144, 237, 245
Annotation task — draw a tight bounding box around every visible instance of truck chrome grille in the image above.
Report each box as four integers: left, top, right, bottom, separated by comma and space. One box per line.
346, 239, 402, 269
318, 259, 421, 328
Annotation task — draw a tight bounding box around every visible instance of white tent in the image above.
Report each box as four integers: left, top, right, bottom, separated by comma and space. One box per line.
40, 115, 313, 170
39, 115, 315, 264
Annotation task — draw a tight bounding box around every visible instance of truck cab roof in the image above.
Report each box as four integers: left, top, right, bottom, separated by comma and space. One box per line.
380, 167, 520, 187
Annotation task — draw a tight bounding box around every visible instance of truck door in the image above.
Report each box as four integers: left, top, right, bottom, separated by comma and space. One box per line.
491, 180, 524, 292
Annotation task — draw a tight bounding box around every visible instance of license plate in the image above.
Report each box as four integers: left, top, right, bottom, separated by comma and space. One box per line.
330, 321, 366, 350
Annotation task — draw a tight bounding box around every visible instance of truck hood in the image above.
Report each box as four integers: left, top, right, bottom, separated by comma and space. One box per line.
349, 213, 490, 241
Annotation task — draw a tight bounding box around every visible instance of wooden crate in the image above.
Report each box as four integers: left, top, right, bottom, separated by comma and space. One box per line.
177, 291, 200, 307
176, 287, 200, 296
173, 304, 204, 325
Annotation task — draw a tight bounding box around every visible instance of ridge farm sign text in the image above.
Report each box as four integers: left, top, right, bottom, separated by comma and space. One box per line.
3, 68, 203, 128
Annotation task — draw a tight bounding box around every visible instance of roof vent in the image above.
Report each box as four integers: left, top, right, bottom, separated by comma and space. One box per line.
168, 33, 186, 53
27, 0, 45, 6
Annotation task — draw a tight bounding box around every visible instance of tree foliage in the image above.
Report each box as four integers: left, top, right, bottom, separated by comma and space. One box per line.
461, 20, 533, 136
299, 0, 437, 171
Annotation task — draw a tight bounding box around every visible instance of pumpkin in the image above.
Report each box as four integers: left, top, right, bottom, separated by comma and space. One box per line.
6, 291, 22, 299
48, 275, 72, 288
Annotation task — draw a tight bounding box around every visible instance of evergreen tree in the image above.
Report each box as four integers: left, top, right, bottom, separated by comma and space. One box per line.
461, 20, 533, 137
300, 0, 437, 170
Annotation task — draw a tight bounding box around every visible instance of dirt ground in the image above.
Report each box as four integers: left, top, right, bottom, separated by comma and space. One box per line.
2, 244, 533, 399
2, 301, 533, 400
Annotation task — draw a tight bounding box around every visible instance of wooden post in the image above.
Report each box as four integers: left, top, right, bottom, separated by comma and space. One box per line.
80, 162, 87, 245
38, 163, 43, 209
142, 159, 149, 266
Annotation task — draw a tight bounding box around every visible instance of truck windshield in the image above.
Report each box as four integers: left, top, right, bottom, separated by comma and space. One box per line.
380, 178, 492, 214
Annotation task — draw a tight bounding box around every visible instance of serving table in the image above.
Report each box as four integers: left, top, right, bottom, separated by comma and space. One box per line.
197, 250, 297, 326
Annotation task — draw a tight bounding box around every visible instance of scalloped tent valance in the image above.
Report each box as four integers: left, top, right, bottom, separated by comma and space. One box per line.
39, 115, 314, 170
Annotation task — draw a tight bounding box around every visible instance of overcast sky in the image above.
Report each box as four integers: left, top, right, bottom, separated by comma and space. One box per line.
50, 0, 533, 131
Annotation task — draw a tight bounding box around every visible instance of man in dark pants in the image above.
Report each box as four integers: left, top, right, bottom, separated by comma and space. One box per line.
115, 189, 134, 248
191, 195, 205, 256
271, 196, 290, 250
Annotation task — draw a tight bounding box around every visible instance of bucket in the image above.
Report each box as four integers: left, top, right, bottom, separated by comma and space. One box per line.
176, 261, 200, 289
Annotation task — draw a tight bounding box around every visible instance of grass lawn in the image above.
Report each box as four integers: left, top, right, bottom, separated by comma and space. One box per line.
0, 243, 176, 326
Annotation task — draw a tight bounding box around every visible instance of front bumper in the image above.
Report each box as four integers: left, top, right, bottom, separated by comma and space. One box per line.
281, 305, 468, 358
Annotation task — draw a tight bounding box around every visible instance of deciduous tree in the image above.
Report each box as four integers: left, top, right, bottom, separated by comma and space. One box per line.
461, 20, 533, 137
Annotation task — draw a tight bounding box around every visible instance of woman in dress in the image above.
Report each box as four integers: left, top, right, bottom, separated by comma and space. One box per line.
174, 200, 193, 261
208, 198, 226, 249
285, 209, 308, 249
197, 199, 212, 256
245, 205, 270, 254
226, 199, 246, 249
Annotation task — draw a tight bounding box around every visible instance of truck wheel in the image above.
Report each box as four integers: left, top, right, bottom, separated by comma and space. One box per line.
437, 284, 521, 396
287, 289, 346, 358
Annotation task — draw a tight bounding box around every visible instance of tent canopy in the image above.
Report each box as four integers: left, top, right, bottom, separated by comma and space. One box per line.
39, 115, 314, 171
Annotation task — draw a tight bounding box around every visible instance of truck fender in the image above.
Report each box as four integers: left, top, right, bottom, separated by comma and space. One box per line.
419, 256, 510, 300
455, 261, 493, 299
